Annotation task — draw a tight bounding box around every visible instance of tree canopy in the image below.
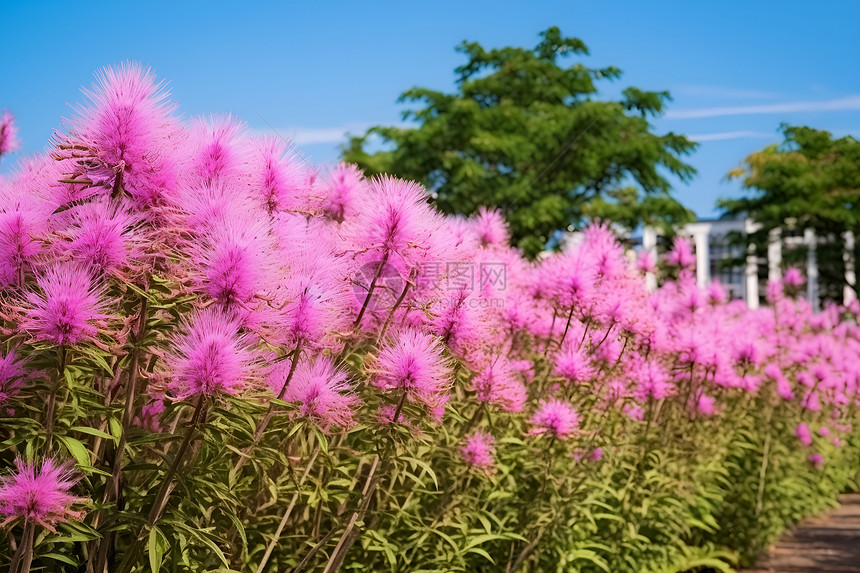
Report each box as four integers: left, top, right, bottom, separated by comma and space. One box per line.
720, 125, 860, 302
342, 27, 697, 256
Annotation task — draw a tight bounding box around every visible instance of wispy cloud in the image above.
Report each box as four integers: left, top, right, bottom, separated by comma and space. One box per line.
666, 95, 860, 120
673, 85, 779, 100
687, 131, 774, 142
251, 122, 375, 145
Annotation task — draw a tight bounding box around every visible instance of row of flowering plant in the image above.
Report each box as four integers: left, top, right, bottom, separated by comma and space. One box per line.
0, 65, 858, 573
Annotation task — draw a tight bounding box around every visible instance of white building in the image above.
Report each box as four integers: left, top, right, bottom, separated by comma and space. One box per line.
642, 218, 857, 310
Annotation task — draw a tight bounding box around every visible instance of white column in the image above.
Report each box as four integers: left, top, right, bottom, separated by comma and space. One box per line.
642, 226, 658, 292
693, 229, 709, 289
844, 230, 856, 305
745, 219, 759, 309
767, 228, 782, 282
805, 229, 818, 311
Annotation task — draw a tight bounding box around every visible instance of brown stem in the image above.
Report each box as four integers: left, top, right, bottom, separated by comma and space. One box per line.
10, 520, 35, 573
117, 394, 207, 573
233, 344, 302, 476
255, 444, 322, 573
45, 346, 67, 451
354, 251, 389, 330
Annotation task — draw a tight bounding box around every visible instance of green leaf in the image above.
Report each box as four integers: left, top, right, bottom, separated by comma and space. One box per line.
58, 436, 90, 467
148, 527, 167, 573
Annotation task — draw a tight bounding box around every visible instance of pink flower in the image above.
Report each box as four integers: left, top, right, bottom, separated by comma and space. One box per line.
0, 110, 21, 157
166, 308, 251, 398
283, 356, 357, 430
471, 358, 527, 413
55, 64, 179, 207
553, 343, 595, 385
186, 115, 247, 186
795, 422, 813, 447
808, 452, 824, 470
249, 136, 306, 213
135, 399, 166, 433
320, 163, 365, 222
697, 394, 716, 417
637, 250, 657, 274
0, 210, 43, 288
22, 263, 108, 345
590, 447, 603, 461
374, 328, 451, 411
528, 399, 580, 440
58, 199, 141, 274
472, 207, 509, 248
0, 458, 85, 530
0, 349, 27, 408
345, 176, 444, 269
197, 217, 270, 312
784, 268, 805, 287
460, 431, 496, 472
665, 236, 696, 269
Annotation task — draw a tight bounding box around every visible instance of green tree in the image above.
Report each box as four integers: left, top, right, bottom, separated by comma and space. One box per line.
342, 27, 697, 256
720, 125, 860, 303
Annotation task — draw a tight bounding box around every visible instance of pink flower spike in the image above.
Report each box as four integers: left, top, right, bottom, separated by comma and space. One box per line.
784, 267, 805, 287
0, 110, 21, 157
374, 328, 452, 412
0, 458, 85, 531
808, 452, 824, 470
284, 356, 358, 430
528, 399, 580, 441
460, 431, 496, 473
795, 422, 813, 447
166, 308, 252, 398
22, 263, 108, 345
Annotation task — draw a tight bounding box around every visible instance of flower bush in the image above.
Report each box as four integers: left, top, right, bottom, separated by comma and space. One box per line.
0, 64, 858, 573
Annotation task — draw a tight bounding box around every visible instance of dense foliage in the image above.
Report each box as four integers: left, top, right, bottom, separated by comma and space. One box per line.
721, 125, 860, 303
0, 66, 858, 573
343, 27, 697, 257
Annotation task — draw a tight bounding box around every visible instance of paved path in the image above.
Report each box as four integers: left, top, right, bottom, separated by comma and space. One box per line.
745, 494, 860, 572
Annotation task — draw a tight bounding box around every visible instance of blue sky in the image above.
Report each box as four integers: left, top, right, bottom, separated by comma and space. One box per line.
2, 0, 859, 217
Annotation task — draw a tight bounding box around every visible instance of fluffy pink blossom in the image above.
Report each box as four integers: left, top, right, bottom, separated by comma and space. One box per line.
460, 431, 496, 472
665, 236, 696, 269
283, 356, 357, 430
0, 349, 26, 409
0, 458, 85, 530
697, 394, 716, 417
57, 200, 140, 274
374, 328, 451, 411
472, 358, 527, 413
553, 343, 595, 385
22, 264, 108, 345
784, 268, 805, 287
197, 217, 270, 312
637, 250, 657, 274
0, 110, 21, 156
345, 176, 444, 270
808, 452, 824, 469
528, 399, 580, 440
166, 308, 252, 398
55, 63, 179, 207
0, 210, 42, 288
795, 422, 813, 447
472, 207, 509, 248
135, 399, 166, 433
249, 136, 306, 213
320, 162, 365, 222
